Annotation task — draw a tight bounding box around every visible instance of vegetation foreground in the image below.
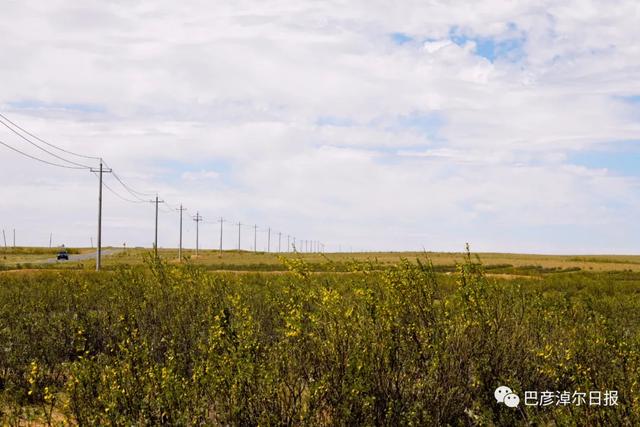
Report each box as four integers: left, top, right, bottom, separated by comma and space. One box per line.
1, 252, 639, 425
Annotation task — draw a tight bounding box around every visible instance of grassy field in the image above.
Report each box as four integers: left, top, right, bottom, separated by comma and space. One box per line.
0, 247, 85, 269
3, 246, 640, 273
1, 248, 639, 425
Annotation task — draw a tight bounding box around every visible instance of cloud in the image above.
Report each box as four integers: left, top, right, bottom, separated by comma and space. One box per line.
0, 0, 639, 253
181, 170, 220, 181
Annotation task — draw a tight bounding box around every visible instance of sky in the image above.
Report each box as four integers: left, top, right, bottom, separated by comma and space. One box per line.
0, 0, 639, 254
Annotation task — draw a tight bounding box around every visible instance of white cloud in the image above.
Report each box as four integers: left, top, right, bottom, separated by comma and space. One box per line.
0, 0, 639, 253
181, 170, 220, 181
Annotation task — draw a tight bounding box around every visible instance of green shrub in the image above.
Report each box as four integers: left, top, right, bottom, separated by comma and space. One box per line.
0, 254, 638, 425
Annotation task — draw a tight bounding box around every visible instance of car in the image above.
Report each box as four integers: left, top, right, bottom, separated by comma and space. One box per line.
57, 250, 69, 261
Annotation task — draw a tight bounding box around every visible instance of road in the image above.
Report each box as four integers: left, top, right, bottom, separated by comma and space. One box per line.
43, 249, 121, 264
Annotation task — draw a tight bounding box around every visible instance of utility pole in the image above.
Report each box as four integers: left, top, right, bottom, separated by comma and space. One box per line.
237, 222, 241, 251
267, 227, 271, 253
90, 159, 112, 271
2, 229, 6, 248
155, 195, 158, 255
253, 224, 258, 253
49, 233, 52, 248
177, 204, 187, 261
150, 194, 165, 257
278, 232, 282, 253
293, 237, 296, 251
13, 228, 15, 247
193, 212, 203, 256
218, 217, 224, 255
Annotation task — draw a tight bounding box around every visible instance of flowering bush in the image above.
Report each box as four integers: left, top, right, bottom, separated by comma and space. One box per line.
0, 253, 638, 425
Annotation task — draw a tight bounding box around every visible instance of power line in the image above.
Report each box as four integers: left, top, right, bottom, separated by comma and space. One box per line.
110, 172, 151, 201
92, 172, 146, 204
0, 116, 92, 169
1, 115, 325, 254
101, 159, 155, 199
0, 138, 88, 169
0, 112, 100, 160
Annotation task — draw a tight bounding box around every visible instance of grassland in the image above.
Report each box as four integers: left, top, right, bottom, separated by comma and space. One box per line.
3, 246, 640, 273
1, 248, 639, 425
0, 247, 85, 269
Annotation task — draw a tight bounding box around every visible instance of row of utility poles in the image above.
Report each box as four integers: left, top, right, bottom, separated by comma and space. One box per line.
0, 119, 333, 270
174, 212, 325, 260
89, 158, 327, 270
1, 229, 63, 248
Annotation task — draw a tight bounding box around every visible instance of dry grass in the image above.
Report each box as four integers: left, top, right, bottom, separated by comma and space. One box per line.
2, 247, 640, 272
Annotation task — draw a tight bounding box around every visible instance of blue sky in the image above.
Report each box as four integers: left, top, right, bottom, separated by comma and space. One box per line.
391, 26, 526, 63
569, 143, 640, 177
8, 99, 106, 114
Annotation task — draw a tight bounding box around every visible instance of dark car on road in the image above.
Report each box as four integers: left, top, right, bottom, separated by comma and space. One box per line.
57, 250, 69, 261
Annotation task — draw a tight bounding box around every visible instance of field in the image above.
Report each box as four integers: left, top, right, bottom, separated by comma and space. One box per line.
1, 248, 639, 425
3, 246, 640, 273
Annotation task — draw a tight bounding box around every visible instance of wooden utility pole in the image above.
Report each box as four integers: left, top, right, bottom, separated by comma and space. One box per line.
90, 159, 111, 271
267, 227, 271, 253
193, 212, 203, 256
237, 222, 241, 251
177, 204, 187, 261
151, 195, 165, 257
253, 224, 258, 253
218, 217, 224, 255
